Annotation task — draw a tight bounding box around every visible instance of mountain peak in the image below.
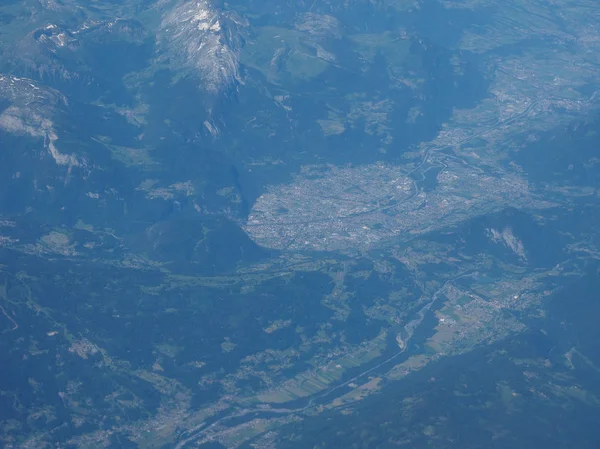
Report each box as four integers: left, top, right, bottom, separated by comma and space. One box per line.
159, 0, 247, 93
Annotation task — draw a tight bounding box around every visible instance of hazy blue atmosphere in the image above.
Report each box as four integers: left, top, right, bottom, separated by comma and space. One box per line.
0, 0, 599, 447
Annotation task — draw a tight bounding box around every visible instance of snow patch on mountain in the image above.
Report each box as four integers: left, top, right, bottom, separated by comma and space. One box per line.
159, 0, 247, 93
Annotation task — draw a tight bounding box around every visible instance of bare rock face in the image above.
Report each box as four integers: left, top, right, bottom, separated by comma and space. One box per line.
0, 73, 65, 106
0, 74, 79, 166
158, 0, 248, 93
